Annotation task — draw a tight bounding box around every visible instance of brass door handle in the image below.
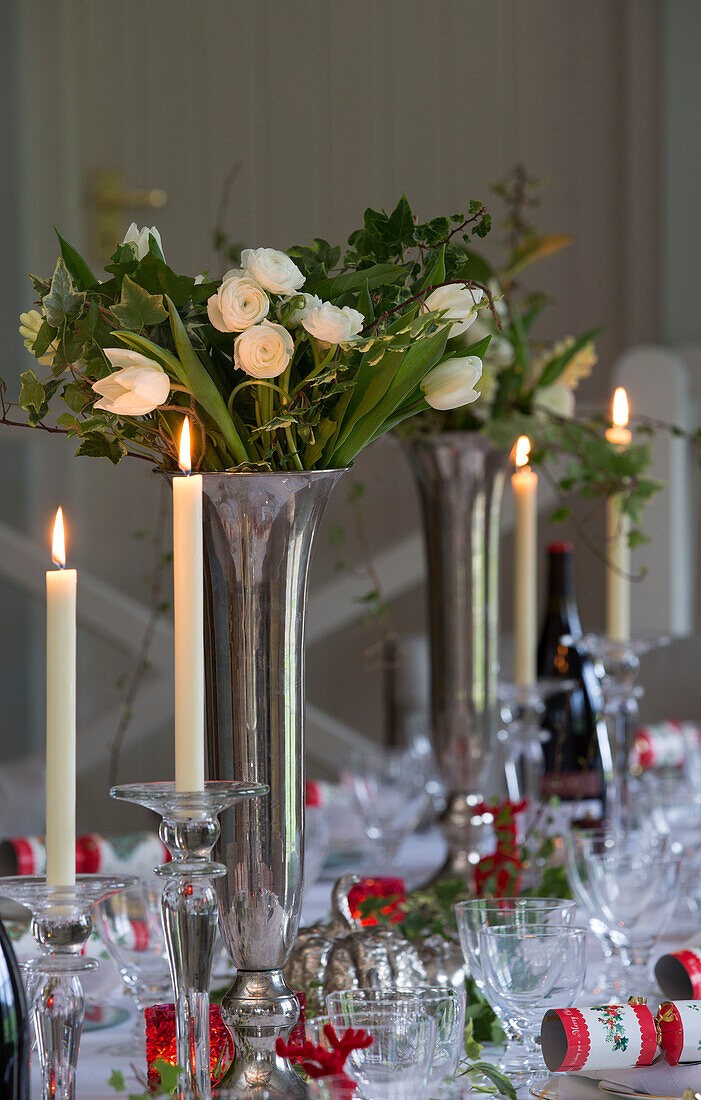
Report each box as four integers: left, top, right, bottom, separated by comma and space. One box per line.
91, 167, 167, 264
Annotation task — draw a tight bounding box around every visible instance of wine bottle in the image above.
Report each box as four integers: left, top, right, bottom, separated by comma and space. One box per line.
0, 917, 29, 1100
537, 542, 606, 815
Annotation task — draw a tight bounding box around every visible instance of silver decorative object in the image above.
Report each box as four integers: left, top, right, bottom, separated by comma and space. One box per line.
111, 781, 266, 1099
404, 433, 511, 879
200, 470, 344, 1098
0, 875, 132, 1100
285, 875, 431, 1014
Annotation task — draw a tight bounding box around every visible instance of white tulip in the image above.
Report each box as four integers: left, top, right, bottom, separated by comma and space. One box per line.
284, 292, 323, 328
92, 349, 171, 415
19, 309, 56, 366
207, 272, 269, 332
423, 283, 483, 338
420, 355, 483, 410
122, 222, 164, 261
241, 247, 305, 295
234, 322, 294, 379
533, 380, 575, 419
302, 302, 364, 345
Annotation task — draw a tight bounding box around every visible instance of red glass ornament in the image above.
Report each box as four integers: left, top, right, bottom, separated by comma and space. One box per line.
144, 1002, 234, 1087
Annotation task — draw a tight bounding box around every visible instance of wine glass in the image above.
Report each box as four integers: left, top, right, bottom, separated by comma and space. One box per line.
586, 853, 681, 992
454, 896, 575, 1075
417, 985, 466, 1091
93, 879, 172, 1053
343, 745, 431, 872
478, 924, 587, 1083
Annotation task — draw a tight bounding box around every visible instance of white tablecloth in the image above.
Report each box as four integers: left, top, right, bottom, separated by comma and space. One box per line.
29, 828, 701, 1098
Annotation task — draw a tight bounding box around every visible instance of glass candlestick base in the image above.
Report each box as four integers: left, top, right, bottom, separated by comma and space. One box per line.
499, 679, 575, 810
111, 781, 267, 1099
577, 633, 670, 824
0, 875, 134, 1100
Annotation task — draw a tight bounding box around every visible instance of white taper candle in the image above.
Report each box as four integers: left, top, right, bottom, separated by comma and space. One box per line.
46, 507, 76, 886
605, 387, 632, 643
173, 418, 205, 791
512, 436, 538, 686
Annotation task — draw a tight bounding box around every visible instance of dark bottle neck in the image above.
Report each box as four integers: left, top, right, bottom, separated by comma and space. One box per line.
544, 543, 581, 634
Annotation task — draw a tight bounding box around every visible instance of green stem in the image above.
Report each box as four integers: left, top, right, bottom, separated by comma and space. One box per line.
284, 426, 304, 470
291, 343, 337, 396
227, 378, 289, 417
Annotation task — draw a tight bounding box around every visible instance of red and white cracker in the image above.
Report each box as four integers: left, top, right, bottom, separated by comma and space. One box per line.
541, 1004, 657, 1073
655, 948, 701, 999
658, 999, 701, 1065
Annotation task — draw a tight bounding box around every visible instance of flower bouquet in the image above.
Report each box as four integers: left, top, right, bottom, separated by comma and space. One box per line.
11, 195, 494, 471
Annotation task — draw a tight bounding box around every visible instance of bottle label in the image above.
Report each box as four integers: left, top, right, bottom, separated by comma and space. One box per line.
541, 771, 602, 800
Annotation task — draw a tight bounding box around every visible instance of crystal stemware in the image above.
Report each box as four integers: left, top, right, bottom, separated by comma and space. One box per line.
94, 878, 172, 1054
324, 1000, 435, 1100
586, 852, 681, 993
454, 896, 575, 1075
343, 746, 431, 872
478, 924, 587, 1083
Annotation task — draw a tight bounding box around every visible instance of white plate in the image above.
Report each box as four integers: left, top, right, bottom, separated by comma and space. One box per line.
598, 1082, 680, 1099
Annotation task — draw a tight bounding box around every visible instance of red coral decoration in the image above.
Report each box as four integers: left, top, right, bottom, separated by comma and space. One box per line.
144, 1003, 234, 1088
347, 876, 406, 926
474, 799, 528, 899
276, 1023, 373, 1091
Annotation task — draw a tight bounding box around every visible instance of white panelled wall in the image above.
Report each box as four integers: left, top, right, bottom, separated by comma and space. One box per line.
0, 0, 679, 832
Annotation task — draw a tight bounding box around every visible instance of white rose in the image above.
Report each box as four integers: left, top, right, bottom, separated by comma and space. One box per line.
92, 349, 171, 415
207, 272, 269, 332
234, 322, 294, 379
19, 309, 57, 366
241, 247, 305, 295
533, 380, 575, 419
284, 292, 323, 328
420, 355, 483, 411
122, 222, 164, 261
302, 302, 364, 344
423, 283, 483, 338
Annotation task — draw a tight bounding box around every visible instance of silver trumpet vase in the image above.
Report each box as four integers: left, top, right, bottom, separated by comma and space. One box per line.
200, 469, 344, 1098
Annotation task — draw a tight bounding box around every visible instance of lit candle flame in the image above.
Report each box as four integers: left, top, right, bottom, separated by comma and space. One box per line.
612, 386, 629, 428
515, 435, 531, 468
52, 507, 66, 568
179, 418, 192, 474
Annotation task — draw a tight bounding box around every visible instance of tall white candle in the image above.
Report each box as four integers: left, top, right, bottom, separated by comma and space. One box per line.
512, 435, 538, 686
46, 507, 76, 887
173, 418, 205, 791
605, 387, 632, 643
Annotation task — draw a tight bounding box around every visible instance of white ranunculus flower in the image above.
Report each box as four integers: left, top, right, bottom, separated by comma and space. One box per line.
122, 222, 164, 261
284, 292, 323, 328
19, 309, 57, 366
534, 380, 575, 419
302, 302, 364, 344
423, 283, 483, 338
92, 349, 171, 415
420, 355, 483, 410
234, 322, 294, 379
241, 247, 305, 295
207, 272, 269, 332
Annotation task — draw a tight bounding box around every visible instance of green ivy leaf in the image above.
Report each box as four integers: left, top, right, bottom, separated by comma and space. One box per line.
61, 381, 90, 413
75, 431, 126, 464
463, 1017, 483, 1061
54, 229, 99, 290
19, 369, 46, 417
132, 253, 195, 310
112, 275, 168, 331
151, 1059, 181, 1093
42, 258, 85, 327
107, 1068, 126, 1092
33, 321, 57, 359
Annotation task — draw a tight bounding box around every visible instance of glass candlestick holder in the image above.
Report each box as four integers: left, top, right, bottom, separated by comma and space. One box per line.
499, 679, 575, 813
0, 875, 134, 1100
110, 781, 267, 1099
577, 633, 670, 825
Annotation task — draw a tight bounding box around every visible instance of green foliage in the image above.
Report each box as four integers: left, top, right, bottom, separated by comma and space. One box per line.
42, 259, 85, 327
112, 276, 168, 330
13, 195, 493, 472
